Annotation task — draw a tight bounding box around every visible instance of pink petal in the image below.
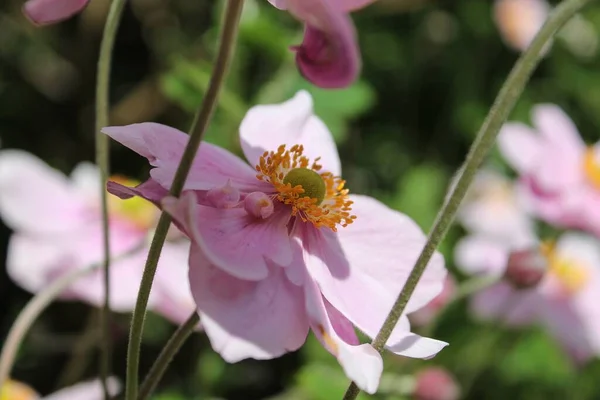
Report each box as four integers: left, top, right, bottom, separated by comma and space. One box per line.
23, 0, 89, 26
497, 122, 541, 175
304, 279, 383, 394
384, 318, 448, 359
103, 123, 264, 192
300, 195, 447, 349
471, 282, 541, 326
107, 178, 169, 205
162, 193, 293, 281
188, 245, 309, 362
0, 150, 88, 234
70, 162, 100, 202
44, 378, 120, 400
289, 1, 361, 89
271, 0, 376, 12
453, 235, 510, 277
239, 91, 341, 175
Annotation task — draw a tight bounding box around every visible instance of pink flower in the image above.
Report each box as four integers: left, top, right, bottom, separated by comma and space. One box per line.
0, 150, 196, 326
498, 104, 600, 237
493, 0, 549, 52
0, 377, 119, 400
22, 0, 89, 26
268, 0, 375, 88
409, 276, 456, 328
413, 367, 460, 400
105, 90, 448, 394
456, 231, 600, 363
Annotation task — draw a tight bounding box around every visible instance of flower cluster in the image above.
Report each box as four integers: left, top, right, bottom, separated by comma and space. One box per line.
455, 105, 600, 363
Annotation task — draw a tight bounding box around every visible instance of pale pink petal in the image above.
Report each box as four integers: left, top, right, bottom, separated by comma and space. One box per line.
70, 162, 100, 203
289, 1, 360, 89
532, 104, 586, 153
385, 318, 448, 359
304, 279, 383, 394
301, 195, 446, 349
43, 378, 120, 400
23, 0, 89, 26
471, 282, 541, 326
188, 245, 309, 362
239, 91, 341, 175
0, 150, 87, 234
162, 193, 293, 281
103, 124, 264, 192
497, 123, 541, 175
153, 240, 199, 326
453, 235, 510, 277
271, 0, 376, 12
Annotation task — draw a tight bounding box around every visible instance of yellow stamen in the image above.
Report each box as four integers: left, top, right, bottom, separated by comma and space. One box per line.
0, 380, 38, 400
255, 144, 356, 231
541, 241, 590, 294
317, 324, 339, 355
108, 176, 157, 230
583, 147, 600, 189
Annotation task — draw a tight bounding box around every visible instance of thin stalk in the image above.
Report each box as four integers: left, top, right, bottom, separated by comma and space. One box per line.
342, 0, 596, 398
124, 1, 245, 398
96, 0, 127, 398
138, 313, 200, 400
0, 265, 100, 387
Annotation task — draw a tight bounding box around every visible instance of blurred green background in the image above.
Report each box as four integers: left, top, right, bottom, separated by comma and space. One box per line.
2, 0, 600, 399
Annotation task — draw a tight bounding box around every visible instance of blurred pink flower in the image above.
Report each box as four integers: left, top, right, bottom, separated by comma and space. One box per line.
409, 276, 456, 328
0, 151, 196, 326
0, 377, 119, 400
493, 0, 549, 52
413, 367, 460, 400
268, 0, 375, 88
22, 0, 89, 26
498, 104, 600, 237
456, 231, 600, 363
105, 90, 448, 394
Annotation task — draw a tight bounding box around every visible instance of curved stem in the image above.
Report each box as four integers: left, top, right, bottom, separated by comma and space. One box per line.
138, 313, 200, 400
96, 0, 127, 397
124, 1, 245, 398
0, 265, 100, 388
342, 0, 596, 398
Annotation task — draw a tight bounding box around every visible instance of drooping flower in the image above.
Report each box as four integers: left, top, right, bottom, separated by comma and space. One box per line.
493, 0, 549, 52
22, 0, 89, 26
105, 90, 448, 394
498, 104, 600, 238
0, 378, 119, 400
268, 0, 374, 88
0, 151, 196, 326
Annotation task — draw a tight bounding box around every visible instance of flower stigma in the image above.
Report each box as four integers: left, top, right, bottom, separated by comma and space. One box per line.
255, 144, 356, 231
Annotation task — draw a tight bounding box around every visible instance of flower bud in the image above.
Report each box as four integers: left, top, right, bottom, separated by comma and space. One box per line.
504, 247, 547, 289
414, 367, 460, 400
244, 192, 274, 219
207, 181, 240, 209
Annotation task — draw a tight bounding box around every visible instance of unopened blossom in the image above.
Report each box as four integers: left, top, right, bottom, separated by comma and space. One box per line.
0, 378, 119, 400
456, 231, 600, 363
413, 367, 460, 400
268, 0, 375, 88
493, 0, 549, 52
498, 104, 600, 237
409, 276, 456, 327
105, 90, 448, 394
22, 0, 89, 26
0, 151, 196, 326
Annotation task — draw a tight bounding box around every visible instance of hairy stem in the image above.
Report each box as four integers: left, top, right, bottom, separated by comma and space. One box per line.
95, 0, 127, 397
124, 1, 245, 398
342, 0, 596, 398
138, 313, 200, 400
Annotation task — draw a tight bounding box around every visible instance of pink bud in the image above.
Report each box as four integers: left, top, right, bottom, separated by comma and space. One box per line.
504, 247, 547, 289
414, 368, 460, 400
207, 181, 240, 209
244, 192, 274, 219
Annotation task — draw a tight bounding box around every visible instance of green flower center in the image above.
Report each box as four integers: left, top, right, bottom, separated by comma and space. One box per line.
283, 167, 326, 205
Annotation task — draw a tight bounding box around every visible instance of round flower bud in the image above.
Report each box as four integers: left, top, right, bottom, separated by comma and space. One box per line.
244, 192, 274, 219
504, 247, 548, 289
414, 367, 460, 400
207, 181, 240, 209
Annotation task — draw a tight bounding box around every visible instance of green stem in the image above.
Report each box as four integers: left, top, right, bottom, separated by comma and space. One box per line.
124, 1, 245, 398
96, 0, 127, 398
342, 0, 596, 398
138, 313, 200, 400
